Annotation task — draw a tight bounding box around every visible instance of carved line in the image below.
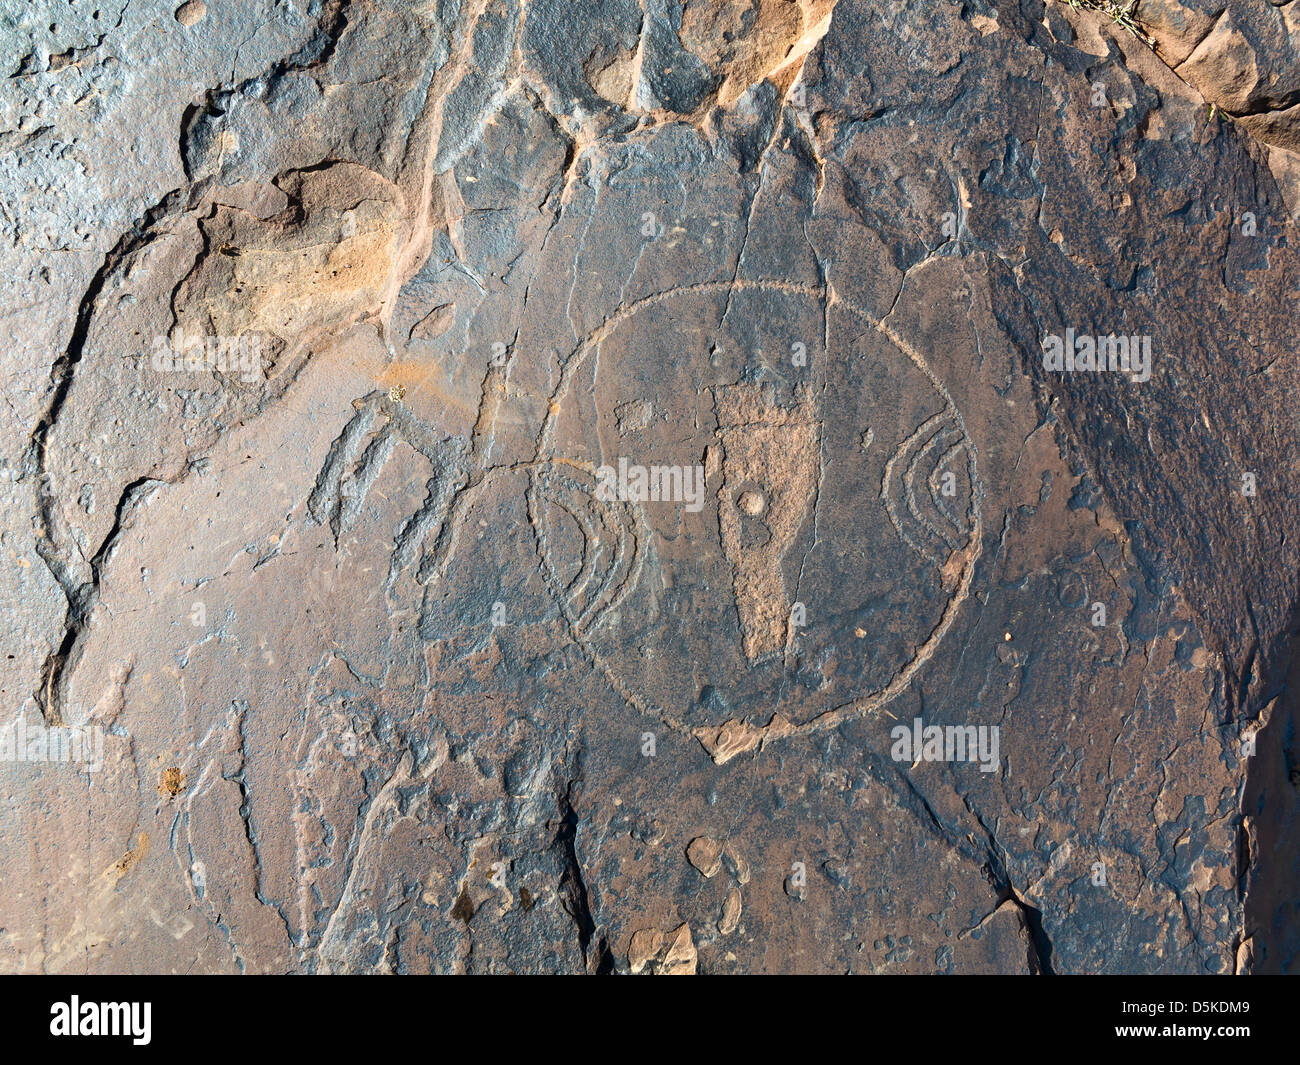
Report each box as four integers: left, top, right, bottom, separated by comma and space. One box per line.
529, 279, 986, 757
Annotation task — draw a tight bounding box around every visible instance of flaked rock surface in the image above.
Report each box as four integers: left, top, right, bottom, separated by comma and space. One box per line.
1, 0, 1298, 974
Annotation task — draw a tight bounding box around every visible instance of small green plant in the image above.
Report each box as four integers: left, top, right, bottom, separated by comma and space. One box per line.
1065, 0, 1151, 43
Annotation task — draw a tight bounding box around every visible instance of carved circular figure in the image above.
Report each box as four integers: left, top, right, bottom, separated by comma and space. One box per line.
530, 280, 981, 751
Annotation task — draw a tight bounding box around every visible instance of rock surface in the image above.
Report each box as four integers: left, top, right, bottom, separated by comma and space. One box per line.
1, 0, 1298, 974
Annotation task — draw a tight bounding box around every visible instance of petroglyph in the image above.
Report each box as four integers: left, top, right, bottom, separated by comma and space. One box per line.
529, 462, 645, 642
307, 391, 469, 588
9, 0, 1290, 977
715, 382, 820, 661
531, 280, 983, 757
883, 408, 976, 573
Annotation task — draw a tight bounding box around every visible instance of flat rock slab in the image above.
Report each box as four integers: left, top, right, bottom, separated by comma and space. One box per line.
1, 0, 1298, 974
